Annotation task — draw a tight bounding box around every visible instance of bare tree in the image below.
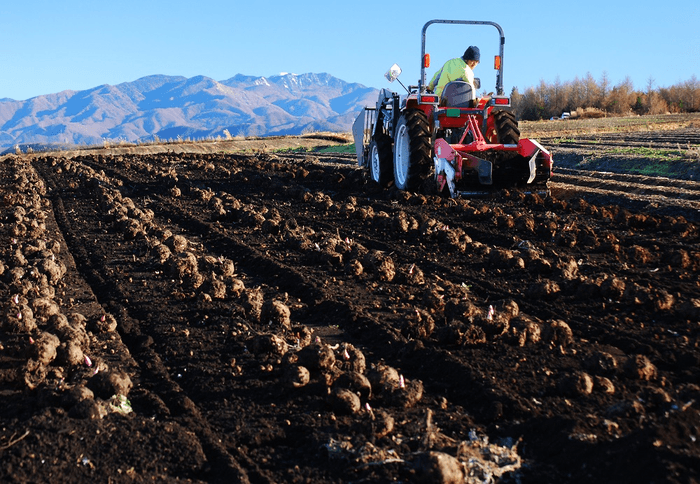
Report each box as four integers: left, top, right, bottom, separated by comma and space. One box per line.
686, 75, 699, 111
599, 71, 610, 110
550, 76, 566, 117
583, 72, 600, 108
516, 86, 542, 120
568, 76, 585, 112
608, 76, 635, 115
510, 86, 523, 118
645, 76, 655, 113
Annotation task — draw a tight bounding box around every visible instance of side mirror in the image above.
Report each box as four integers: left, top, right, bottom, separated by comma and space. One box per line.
473, 78, 481, 90
385, 64, 402, 83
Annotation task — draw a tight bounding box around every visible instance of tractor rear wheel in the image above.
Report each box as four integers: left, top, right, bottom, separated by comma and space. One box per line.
368, 133, 393, 187
393, 109, 431, 191
494, 110, 520, 144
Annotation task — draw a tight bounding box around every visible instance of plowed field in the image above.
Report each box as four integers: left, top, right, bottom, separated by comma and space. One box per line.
1, 123, 699, 483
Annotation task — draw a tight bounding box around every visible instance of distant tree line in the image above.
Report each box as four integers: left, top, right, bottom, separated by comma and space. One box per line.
509, 72, 700, 120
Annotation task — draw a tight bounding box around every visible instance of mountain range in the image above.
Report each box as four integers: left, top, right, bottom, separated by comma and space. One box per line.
0, 73, 380, 152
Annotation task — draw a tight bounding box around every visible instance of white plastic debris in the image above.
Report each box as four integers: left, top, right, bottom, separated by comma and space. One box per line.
486, 305, 495, 321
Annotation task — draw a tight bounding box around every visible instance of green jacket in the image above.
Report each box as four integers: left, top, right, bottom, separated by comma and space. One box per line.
428, 57, 475, 98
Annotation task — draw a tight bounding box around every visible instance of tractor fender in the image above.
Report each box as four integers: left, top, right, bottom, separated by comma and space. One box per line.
517, 138, 549, 158
518, 138, 553, 183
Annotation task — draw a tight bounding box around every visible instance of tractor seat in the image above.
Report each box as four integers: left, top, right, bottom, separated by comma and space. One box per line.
441, 81, 474, 108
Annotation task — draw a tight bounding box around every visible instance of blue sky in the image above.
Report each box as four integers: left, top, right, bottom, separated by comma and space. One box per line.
1, 0, 698, 101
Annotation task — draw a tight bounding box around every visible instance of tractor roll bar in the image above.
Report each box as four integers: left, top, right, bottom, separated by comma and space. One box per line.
420, 19, 505, 96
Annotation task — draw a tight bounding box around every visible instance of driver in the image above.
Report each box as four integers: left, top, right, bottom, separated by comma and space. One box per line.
428, 46, 480, 99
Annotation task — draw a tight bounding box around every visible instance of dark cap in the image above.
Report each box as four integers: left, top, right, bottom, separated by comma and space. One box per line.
463, 46, 480, 62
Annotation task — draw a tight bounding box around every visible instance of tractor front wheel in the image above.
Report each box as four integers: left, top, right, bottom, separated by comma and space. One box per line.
368, 133, 393, 187
393, 109, 431, 191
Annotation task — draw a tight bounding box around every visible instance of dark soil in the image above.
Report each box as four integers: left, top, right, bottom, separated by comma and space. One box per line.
1, 128, 699, 483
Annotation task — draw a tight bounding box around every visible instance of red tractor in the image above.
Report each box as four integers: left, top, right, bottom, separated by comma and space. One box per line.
352, 19, 552, 197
